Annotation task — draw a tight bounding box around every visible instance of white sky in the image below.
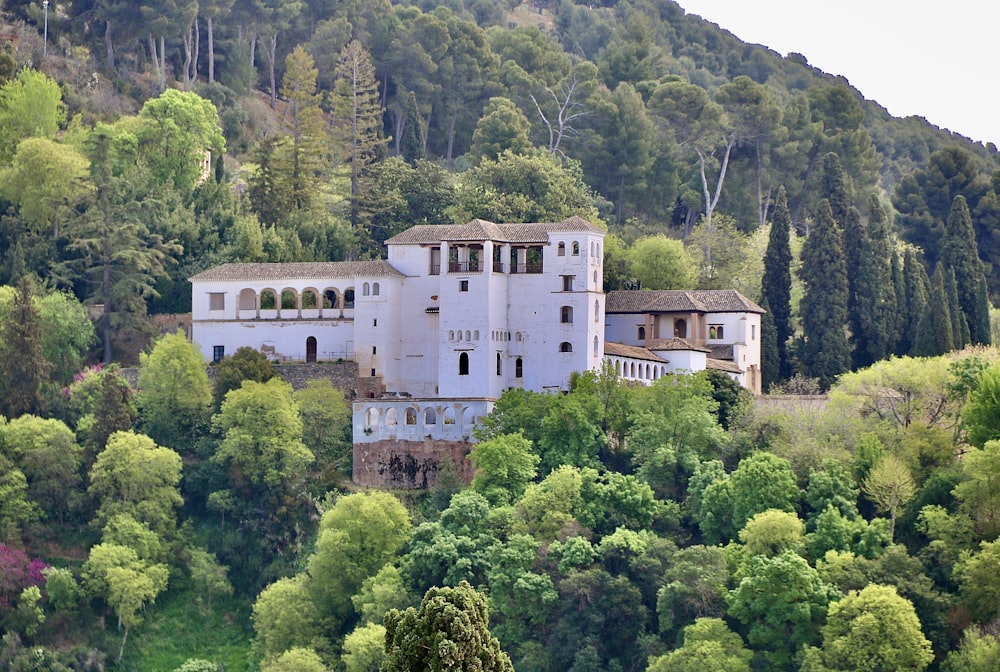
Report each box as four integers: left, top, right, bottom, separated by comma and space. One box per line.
676, 1, 1000, 148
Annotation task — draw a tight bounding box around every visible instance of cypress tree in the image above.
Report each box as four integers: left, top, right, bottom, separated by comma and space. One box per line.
0, 275, 52, 417
400, 91, 425, 164
851, 197, 897, 368
759, 296, 780, 392
940, 194, 991, 344
762, 185, 793, 380
799, 199, 850, 389
900, 249, 929, 355
890, 248, 906, 354
946, 267, 970, 348
821, 152, 851, 227
913, 266, 954, 356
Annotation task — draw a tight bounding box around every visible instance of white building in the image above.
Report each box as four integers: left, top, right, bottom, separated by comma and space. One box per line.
189, 217, 763, 485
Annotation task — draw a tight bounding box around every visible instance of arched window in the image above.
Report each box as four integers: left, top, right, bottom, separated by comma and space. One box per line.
365, 407, 378, 427
449, 330, 455, 340
372, 282, 380, 296
559, 342, 573, 352
560, 306, 573, 323
594, 336, 599, 357
344, 288, 355, 308
425, 407, 437, 425
594, 300, 599, 322
459, 352, 470, 375
496, 352, 502, 375
306, 336, 317, 363
281, 289, 296, 309
594, 270, 598, 285
515, 357, 523, 378
443, 408, 457, 425
630, 362, 636, 377
238, 288, 256, 310
615, 360, 621, 375
385, 408, 398, 425
405, 407, 417, 425
516, 332, 522, 341
324, 289, 338, 308
474, 330, 479, 340
572, 241, 580, 255
465, 330, 471, 341
674, 318, 687, 338
638, 326, 646, 340
591, 241, 595, 257
301, 289, 318, 308
362, 282, 370, 296
557, 242, 566, 256
260, 289, 277, 310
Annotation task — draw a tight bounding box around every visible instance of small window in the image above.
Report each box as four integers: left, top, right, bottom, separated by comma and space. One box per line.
515, 357, 523, 378
371, 368, 376, 377
594, 270, 598, 285
638, 326, 646, 340
752, 324, 756, 340
386, 408, 398, 426
363, 282, 370, 296
372, 282, 380, 296
374, 319, 377, 327
516, 332, 522, 341
562, 275, 575, 291
496, 352, 502, 376
559, 342, 573, 353
372, 346, 377, 354
594, 336, 599, 357
459, 280, 469, 292
344, 288, 355, 308
465, 330, 471, 341
425, 408, 437, 424
449, 330, 455, 340
212, 345, 225, 363
558, 242, 566, 256
572, 241, 580, 255
560, 306, 573, 323
405, 408, 417, 425
709, 325, 724, 339
209, 293, 225, 310
594, 299, 599, 322
459, 352, 470, 375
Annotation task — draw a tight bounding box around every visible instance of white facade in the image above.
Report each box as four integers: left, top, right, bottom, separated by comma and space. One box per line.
190, 218, 763, 451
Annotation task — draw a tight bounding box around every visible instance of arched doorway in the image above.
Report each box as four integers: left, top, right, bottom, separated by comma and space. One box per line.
306, 336, 317, 363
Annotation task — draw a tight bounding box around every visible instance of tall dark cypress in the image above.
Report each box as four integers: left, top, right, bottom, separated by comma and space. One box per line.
759, 296, 780, 392
913, 265, 954, 356
851, 197, 898, 368
761, 185, 793, 380
890, 248, 906, 355
0, 275, 52, 418
799, 199, 850, 389
946, 268, 970, 349
940, 195, 991, 344
900, 248, 929, 355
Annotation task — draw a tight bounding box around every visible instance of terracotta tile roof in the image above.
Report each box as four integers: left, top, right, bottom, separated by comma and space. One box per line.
386, 217, 604, 245
707, 358, 743, 374
604, 341, 669, 362
647, 337, 711, 353
189, 260, 404, 282
606, 289, 764, 314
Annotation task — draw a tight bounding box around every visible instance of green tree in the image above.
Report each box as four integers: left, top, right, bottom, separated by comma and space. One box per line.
647, 618, 752, 672
0, 458, 40, 541
88, 367, 137, 452
308, 491, 411, 627
739, 509, 805, 558
294, 378, 352, 478
342, 622, 385, 672
252, 574, 325, 660
211, 345, 275, 410
363, 158, 454, 246
351, 564, 413, 625
187, 547, 233, 614
469, 96, 533, 163
799, 198, 850, 389
761, 186, 794, 381
469, 432, 539, 505
383, 581, 514, 672
862, 455, 916, 541
628, 235, 697, 290
953, 440, 1000, 539
850, 197, 898, 369
281, 45, 329, 210
0, 69, 65, 163
260, 647, 328, 672
88, 431, 183, 538
36, 290, 96, 385
537, 394, 605, 474
213, 378, 312, 488
1, 415, 82, 524
138, 331, 212, 450
332, 39, 387, 231
943, 627, 1000, 672
0, 276, 51, 418
898, 248, 930, 355
656, 545, 730, 636
941, 194, 991, 344
729, 452, 800, 534
727, 551, 839, 670
806, 584, 932, 672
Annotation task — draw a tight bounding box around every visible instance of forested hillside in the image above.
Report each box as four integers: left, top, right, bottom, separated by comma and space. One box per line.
3, 1, 1000, 671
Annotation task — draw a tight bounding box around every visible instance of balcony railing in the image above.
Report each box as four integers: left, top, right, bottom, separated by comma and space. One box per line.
510, 263, 543, 274
492, 261, 506, 273
448, 260, 482, 273
430, 264, 441, 275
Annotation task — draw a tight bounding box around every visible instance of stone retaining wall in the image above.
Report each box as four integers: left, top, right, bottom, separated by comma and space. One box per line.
354, 438, 475, 489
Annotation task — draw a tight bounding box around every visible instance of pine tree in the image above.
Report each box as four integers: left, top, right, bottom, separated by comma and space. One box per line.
941, 195, 991, 344
332, 40, 388, 233
0, 275, 52, 418
281, 45, 328, 211
761, 185, 793, 380
913, 266, 954, 357
799, 199, 850, 389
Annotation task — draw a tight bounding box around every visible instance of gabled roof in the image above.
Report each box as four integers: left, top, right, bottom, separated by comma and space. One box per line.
189, 260, 405, 282
707, 358, 744, 374
386, 216, 604, 245
604, 341, 669, 362
605, 289, 765, 314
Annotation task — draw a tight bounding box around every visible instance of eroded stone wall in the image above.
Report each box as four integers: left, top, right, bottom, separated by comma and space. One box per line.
354, 438, 475, 489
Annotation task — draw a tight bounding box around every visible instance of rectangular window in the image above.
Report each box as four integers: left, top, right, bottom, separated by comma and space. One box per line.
459, 280, 469, 292
373, 319, 377, 327
209, 293, 225, 310
372, 346, 377, 354
212, 345, 224, 363
751, 324, 756, 340
562, 275, 575, 291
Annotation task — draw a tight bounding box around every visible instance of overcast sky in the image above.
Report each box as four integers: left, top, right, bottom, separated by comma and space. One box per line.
676, 1, 1000, 148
